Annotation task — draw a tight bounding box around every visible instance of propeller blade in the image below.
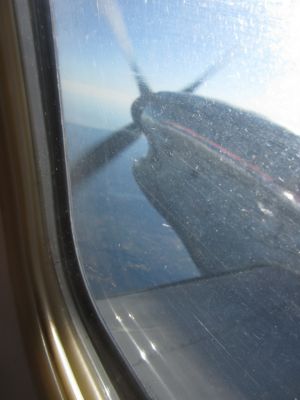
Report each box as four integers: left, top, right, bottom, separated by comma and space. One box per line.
182, 49, 234, 93
97, 0, 133, 60
97, 0, 151, 96
182, 63, 222, 93
129, 61, 151, 97
71, 123, 141, 186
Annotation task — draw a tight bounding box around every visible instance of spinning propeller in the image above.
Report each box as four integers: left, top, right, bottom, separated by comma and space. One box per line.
72, 0, 228, 185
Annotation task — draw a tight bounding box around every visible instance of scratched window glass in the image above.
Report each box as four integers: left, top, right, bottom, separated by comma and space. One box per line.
52, 1, 300, 399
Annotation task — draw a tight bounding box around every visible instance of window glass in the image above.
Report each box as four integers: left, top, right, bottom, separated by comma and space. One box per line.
51, 1, 300, 398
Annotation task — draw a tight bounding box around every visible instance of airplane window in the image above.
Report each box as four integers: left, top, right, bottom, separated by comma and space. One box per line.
51, 0, 300, 398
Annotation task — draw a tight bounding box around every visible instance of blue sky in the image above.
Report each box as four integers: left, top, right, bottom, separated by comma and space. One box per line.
51, 0, 300, 133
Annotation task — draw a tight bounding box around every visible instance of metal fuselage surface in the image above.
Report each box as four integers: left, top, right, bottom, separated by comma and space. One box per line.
134, 92, 300, 276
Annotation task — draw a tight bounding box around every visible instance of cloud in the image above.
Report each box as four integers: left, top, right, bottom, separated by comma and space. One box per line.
61, 79, 136, 108
60, 79, 136, 129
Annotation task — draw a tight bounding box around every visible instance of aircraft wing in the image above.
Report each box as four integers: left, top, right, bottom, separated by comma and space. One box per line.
97, 265, 300, 400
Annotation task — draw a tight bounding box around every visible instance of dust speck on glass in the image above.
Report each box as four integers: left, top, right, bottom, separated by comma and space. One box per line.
51, 1, 300, 399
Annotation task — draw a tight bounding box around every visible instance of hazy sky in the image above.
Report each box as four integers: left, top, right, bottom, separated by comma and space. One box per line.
51, 0, 300, 133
